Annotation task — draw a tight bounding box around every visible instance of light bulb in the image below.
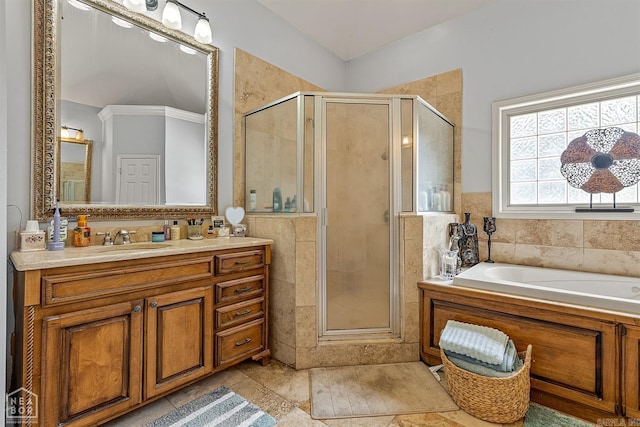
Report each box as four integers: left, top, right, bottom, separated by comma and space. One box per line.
122, 0, 146, 13
194, 17, 212, 44
61, 127, 70, 138
67, 0, 91, 11
75, 130, 84, 140
179, 45, 197, 55
112, 16, 134, 28
161, 1, 182, 30
149, 32, 168, 43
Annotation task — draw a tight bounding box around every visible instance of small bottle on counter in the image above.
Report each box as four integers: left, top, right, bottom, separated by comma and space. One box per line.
170, 220, 181, 240
273, 187, 282, 212
73, 215, 91, 247
163, 220, 171, 240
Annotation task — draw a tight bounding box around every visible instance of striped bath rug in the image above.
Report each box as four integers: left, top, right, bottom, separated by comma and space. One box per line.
145, 386, 276, 427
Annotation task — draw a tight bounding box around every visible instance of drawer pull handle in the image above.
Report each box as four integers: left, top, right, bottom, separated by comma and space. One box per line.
235, 286, 252, 293
235, 260, 252, 265
235, 309, 252, 317
235, 338, 252, 346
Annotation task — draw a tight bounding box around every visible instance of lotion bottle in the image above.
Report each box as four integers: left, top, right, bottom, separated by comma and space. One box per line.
273, 187, 282, 212
73, 215, 91, 247
170, 220, 181, 240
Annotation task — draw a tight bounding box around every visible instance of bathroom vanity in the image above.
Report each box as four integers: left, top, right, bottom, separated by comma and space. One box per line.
419, 279, 640, 422
10, 238, 272, 427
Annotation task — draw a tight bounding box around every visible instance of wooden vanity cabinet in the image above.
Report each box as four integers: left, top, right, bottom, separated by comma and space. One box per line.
11, 244, 271, 427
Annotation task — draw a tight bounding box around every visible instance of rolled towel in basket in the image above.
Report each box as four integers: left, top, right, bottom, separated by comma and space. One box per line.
444, 339, 519, 372
445, 351, 524, 378
439, 320, 508, 365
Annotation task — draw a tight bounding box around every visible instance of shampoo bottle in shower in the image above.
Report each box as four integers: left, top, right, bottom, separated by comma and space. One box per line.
250, 190, 257, 212
273, 187, 282, 212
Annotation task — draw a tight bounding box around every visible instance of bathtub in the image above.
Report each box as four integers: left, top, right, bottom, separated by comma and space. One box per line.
454, 262, 640, 314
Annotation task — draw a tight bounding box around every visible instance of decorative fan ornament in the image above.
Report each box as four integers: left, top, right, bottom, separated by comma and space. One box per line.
560, 127, 640, 194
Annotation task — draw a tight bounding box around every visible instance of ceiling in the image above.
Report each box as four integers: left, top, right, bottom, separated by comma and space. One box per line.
256, 0, 496, 61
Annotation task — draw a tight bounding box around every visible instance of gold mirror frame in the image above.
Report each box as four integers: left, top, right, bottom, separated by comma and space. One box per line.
33, 0, 218, 220
56, 137, 92, 203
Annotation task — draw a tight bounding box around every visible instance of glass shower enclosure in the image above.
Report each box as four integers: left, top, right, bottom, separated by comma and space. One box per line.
244, 92, 454, 339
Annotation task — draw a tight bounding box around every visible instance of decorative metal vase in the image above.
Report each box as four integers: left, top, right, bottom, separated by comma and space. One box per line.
483, 217, 496, 263
458, 213, 479, 267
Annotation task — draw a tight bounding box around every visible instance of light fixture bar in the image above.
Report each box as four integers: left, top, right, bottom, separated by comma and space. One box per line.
168, 0, 207, 22
162, 0, 212, 44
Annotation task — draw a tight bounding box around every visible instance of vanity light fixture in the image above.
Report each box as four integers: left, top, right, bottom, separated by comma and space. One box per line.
161, 0, 213, 44
179, 45, 197, 55
67, 0, 91, 11
112, 16, 134, 28
61, 126, 84, 141
149, 32, 168, 42
122, 0, 146, 13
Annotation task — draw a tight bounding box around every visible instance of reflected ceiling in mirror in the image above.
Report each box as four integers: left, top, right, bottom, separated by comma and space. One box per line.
33, 0, 218, 220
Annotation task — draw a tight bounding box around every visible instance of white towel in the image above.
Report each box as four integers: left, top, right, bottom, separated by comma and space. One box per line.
439, 320, 509, 365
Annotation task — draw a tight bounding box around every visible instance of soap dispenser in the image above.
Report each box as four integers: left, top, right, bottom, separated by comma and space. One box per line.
48, 199, 65, 251
73, 215, 91, 247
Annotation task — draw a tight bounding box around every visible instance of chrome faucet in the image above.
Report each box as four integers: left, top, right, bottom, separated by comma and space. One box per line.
96, 231, 112, 246
113, 229, 136, 245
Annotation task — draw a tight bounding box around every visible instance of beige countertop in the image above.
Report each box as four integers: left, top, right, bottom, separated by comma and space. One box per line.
10, 237, 274, 271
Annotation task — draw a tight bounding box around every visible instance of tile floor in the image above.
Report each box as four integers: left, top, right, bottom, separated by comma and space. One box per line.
104, 359, 551, 427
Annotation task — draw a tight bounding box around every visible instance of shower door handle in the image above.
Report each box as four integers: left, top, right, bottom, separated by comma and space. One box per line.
384, 210, 389, 223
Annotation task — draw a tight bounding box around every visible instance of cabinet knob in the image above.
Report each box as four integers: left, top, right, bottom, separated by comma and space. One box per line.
133, 305, 141, 312
150, 302, 158, 308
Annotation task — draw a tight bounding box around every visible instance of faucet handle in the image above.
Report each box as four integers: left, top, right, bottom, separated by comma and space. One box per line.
96, 231, 112, 246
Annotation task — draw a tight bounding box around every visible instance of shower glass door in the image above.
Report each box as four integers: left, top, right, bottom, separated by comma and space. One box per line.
321, 99, 394, 335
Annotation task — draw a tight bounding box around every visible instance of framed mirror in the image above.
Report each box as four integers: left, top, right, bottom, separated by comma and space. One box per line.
33, 0, 218, 220
57, 137, 92, 203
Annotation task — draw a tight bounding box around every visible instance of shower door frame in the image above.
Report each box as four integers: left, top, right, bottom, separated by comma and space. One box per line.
316, 95, 403, 340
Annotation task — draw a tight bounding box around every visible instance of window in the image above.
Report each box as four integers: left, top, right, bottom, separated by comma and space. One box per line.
492, 73, 640, 219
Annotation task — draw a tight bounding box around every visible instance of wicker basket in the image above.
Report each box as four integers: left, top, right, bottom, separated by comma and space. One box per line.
440, 344, 532, 424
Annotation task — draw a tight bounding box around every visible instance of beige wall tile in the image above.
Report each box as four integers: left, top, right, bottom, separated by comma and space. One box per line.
486, 242, 516, 264
254, 216, 296, 282
269, 277, 296, 348
583, 249, 640, 277
584, 220, 640, 251
295, 305, 318, 348
295, 240, 317, 307
436, 69, 463, 97
514, 244, 584, 270
513, 219, 583, 247
403, 216, 423, 240
271, 341, 296, 367
295, 215, 317, 242
403, 302, 420, 344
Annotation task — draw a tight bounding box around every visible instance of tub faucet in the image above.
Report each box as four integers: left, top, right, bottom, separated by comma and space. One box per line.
113, 229, 136, 245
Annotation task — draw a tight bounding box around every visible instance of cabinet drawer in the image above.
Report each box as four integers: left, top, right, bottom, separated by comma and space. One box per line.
216, 297, 265, 330
216, 319, 264, 367
42, 257, 214, 306
215, 250, 264, 276
215, 275, 264, 305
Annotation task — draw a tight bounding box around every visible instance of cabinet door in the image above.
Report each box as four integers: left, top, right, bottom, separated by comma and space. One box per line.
42, 300, 143, 427
624, 324, 640, 418
145, 286, 213, 399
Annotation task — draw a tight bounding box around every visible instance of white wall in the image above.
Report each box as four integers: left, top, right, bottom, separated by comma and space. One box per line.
347, 0, 640, 193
